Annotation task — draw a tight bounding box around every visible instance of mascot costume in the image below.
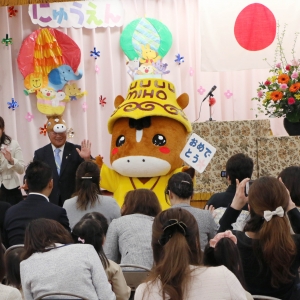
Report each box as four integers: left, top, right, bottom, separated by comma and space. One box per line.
97, 18, 194, 210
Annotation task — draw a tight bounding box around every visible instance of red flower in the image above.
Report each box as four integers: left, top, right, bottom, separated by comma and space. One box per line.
288, 97, 296, 105
286, 65, 291, 70
264, 80, 271, 86
209, 97, 216, 106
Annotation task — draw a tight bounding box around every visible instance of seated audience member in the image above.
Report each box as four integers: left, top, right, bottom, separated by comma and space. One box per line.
166, 172, 217, 250
104, 189, 161, 269
279, 166, 300, 207
203, 231, 253, 300
81, 212, 109, 235
218, 177, 300, 299
20, 218, 116, 300
0, 201, 10, 245
63, 161, 120, 229
3, 161, 70, 246
0, 236, 22, 300
134, 208, 247, 300
4, 247, 24, 296
72, 218, 131, 300
206, 153, 253, 210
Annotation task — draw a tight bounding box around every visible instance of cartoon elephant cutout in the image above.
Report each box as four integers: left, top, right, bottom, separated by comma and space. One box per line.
48, 65, 83, 91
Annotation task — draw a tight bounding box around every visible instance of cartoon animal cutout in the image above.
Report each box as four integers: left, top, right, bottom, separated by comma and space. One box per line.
64, 83, 87, 101
48, 64, 83, 91
126, 57, 139, 79
24, 72, 48, 95
46, 115, 67, 133
136, 63, 156, 75
37, 88, 66, 116
98, 78, 193, 210
152, 60, 170, 75
140, 44, 161, 64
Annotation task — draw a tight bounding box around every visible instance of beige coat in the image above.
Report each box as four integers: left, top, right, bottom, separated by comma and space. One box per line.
0, 139, 25, 189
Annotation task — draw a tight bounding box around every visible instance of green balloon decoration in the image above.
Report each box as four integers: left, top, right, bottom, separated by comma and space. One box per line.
120, 18, 172, 61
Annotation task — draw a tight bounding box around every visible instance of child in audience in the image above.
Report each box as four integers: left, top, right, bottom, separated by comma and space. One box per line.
81, 211, 109, 234
218, 176, 300, 299
104, 189, 161, 269
4, 246, 24, 299
203, 231, 253, 299
20, 218, 116, 300
134, 208, 248, 300
0, 236, 22, 300
72, 218, 131, 300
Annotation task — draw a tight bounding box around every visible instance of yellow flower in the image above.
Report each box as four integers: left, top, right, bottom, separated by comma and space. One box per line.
271, 76, 277, 83
278, 70, 283, 75
295, 94, 300, 100
262, 98, 268, 104
265, 92, 272, 100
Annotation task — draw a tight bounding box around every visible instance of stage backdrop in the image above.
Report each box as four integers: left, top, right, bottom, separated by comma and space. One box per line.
0, 0, 290, 184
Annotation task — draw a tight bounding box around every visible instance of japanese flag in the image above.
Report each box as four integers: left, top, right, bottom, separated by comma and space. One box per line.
200, 0, 300, 71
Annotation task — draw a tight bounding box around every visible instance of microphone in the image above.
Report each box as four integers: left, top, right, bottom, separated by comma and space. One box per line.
202, 85, 217, 102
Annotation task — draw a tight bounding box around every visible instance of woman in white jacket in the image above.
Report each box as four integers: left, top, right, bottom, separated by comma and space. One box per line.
0, 116, 25, 205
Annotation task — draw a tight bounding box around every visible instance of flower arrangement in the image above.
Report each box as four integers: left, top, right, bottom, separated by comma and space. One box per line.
252, 24, 300, 123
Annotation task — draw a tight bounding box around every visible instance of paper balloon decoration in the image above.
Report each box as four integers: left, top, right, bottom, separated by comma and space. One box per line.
120, 18, 172, 61
17, 28, 81, 79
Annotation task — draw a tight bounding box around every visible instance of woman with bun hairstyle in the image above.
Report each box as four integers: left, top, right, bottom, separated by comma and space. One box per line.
165, 172, 217, 250
134, 208, 247, 300
218, 176, 300, 299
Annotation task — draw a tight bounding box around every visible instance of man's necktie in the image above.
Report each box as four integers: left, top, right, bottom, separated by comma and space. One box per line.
54, 148, 61, 175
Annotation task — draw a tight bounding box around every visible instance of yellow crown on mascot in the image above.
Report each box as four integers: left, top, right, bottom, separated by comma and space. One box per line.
108, 78, 192, 134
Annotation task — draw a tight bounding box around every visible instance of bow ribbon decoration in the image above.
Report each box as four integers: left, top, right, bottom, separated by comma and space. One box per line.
209, 230, 237, 248
158, 219, 187, 246
263, 206, 284, 222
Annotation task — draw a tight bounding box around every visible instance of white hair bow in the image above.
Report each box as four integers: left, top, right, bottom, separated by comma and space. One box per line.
263, 206, 284, 222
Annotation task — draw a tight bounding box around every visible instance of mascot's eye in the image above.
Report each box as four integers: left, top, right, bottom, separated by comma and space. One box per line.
152, 134, 166, 146
116, 135, 125, 147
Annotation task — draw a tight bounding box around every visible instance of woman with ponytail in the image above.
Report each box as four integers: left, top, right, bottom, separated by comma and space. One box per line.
63, 161, 120, 229
218, 176, 300, 299
134, 208, 247, 300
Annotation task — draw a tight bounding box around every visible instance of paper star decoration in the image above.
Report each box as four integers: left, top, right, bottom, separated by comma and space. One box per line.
39, 124, 47, 136
197, 86, 205, 95
224, 90, 233, 99
99, 95, 106, 107
2, 34, 12, 46
7, 98, 19, 110
82, 102, 88, 112
8, 6, 18, 17
25, 112, 34, 122
175, 54, 184, 65
90, 47, 100, 59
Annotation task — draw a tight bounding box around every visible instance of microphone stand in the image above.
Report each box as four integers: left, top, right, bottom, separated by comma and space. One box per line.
208, 94, 215, 122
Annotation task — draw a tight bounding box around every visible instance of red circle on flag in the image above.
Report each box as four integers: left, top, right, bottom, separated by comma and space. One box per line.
234, 3, 276, 51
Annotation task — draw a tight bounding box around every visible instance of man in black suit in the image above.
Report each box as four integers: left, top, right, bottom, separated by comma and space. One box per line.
33, 118, 91, 206
3, 160, 70, 247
